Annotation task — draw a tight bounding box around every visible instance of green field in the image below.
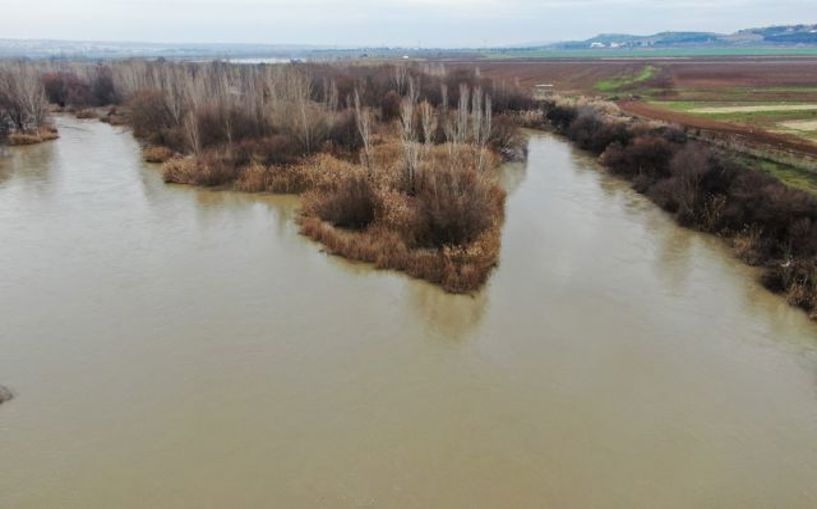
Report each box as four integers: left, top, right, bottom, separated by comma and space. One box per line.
741, 156, 817, 195
650, 99, 817, 138
595, 65, 658, 92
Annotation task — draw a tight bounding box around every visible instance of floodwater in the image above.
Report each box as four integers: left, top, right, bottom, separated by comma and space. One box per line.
1, 117, 816, 508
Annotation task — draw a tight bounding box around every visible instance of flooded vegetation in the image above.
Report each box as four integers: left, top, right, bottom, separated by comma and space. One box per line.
32, 61, 530, 291
1, 116, 817, 507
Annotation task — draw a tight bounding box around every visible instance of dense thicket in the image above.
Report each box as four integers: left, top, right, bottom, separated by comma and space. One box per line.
0, 61, 52, 144
543, 96, 817, 317
61, 60, 529, 292
27, 60, 531, 158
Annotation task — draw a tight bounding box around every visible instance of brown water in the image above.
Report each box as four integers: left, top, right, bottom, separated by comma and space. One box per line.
1, 117, 817, 508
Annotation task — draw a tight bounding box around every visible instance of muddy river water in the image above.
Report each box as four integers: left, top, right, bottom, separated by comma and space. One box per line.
1, 117, 816, 507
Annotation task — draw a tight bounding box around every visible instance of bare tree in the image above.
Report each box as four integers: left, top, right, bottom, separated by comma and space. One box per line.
419, 100, 437, 149
393, 65, 408, 95
354, 89, 373, 175
455, 83, 470, 146
0, 62, 49, 133
400, 77, 421, 192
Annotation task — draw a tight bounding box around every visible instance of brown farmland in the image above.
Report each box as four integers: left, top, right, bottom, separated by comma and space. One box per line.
458, 57, 817, 157
461, 57, 817, 96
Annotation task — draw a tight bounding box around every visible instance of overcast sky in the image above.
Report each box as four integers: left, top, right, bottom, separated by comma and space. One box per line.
1, 0, 814, 47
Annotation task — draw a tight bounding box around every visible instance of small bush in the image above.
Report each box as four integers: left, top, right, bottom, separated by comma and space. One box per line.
762, 259, 817, 315
90, 66, 118, 106
7, 127, 58, 145
415, 165, 503, 248
235, 134, 302, 166
74, 109, 97, 119
42, 72, 92, 107
600, 134, 679, 182
127, 90, 175, 137
489, 114, 528, 161
544, 101, 579, 130
566, 110, 631, 155
162, 153, 241, 187
143, 146, 174, 163
302, 175, 376, 229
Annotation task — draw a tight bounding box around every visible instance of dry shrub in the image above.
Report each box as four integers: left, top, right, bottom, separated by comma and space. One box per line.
74, 109, 97, 119
96, 61, 532, 293
414, 165, 504, 248
235, 135, 302, 166
762, 259, 817, 316
7, 127, 58, 145
600, 134, 679, 182
298, 146, 506, 293
236, 163, 309, 194
42, 71, 92, 107
646, 143, 712, 223
162, 153, 241, 187
566, 109, 632, 155
490, 114, 528, 161
127, 90, 175, 138
732, 226, 766, 265
299, 217, 501, 293
143, 146, 174, 163
235, 153, 360, 194
302, 175, 376, 229
8, 133, 44, 146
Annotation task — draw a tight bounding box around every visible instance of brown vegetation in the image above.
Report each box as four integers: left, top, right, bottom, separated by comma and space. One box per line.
7, 126, 58, 145
74, 109, 97, 119
143, 146, 174, 163
471, 56, 817, 98
469, 56, 817, 160
69, 60, 528, 292
0, 61, 51, 145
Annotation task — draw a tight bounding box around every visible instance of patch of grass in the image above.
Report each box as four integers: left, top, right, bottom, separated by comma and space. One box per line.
741, 156, 817, 196
648, 100, 817, 144
595, 65, 658, 92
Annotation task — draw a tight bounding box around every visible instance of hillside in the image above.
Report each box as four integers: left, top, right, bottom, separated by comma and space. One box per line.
547, 24, 817, 51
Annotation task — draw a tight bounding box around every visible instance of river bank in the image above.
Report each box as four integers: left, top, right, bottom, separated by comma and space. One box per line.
538, 95, 817, 319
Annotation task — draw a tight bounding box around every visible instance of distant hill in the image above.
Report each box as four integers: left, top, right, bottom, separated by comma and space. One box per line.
2, 23, 817, 60
546, 24, 817, 51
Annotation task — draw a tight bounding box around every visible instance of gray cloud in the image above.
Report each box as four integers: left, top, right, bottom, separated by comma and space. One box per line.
0, 0, 813, 46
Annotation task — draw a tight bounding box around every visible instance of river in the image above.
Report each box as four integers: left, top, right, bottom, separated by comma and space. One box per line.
1, 117, 816, 507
